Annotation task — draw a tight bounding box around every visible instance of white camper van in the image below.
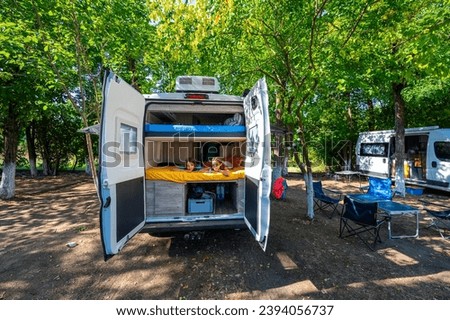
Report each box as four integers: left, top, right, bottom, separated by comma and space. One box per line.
99, 71, 271, 260
356, 126, 450, 192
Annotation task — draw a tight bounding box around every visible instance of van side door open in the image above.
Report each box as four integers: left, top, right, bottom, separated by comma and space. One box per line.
243, 78, 271, 251
99, 71, 146, 260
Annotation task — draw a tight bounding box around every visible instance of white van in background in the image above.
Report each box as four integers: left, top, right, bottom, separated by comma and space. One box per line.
356, 126, 450, 192
99, 71, 272, 260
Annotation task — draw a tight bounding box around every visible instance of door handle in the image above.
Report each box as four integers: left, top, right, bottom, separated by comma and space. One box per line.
431, 161, 437, 168
103, 196, 111, 208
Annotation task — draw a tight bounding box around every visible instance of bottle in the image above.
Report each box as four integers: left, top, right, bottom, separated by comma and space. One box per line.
216, 184, 225, 200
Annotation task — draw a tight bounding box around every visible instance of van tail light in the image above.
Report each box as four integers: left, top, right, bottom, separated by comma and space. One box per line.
184, 93, 209, 100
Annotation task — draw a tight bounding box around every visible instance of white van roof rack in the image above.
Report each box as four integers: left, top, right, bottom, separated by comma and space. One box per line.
175, 76, 220, 93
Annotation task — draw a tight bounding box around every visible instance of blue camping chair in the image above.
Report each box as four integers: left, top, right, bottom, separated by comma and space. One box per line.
339, 196, 389, 250
420, 200, 450, 239
348, 176, 394, 202
313, 181, 343, 218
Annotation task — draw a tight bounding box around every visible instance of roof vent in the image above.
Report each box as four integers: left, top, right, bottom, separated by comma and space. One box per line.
178, 77, 192, 85
175, 76, 220, 93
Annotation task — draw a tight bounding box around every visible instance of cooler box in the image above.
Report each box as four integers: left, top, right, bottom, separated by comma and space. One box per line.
188, 195, 214, 214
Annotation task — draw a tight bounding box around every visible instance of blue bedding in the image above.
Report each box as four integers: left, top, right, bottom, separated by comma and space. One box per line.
145, 124, 245, 137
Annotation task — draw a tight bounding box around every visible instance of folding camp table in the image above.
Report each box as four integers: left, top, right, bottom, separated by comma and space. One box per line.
334, 170, 361, 184
377, 201, 420, 239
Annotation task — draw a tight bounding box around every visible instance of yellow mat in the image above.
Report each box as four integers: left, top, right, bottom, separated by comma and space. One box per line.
145, 166, 245, 183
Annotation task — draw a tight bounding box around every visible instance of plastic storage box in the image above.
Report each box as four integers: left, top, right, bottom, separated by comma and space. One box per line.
406, 186, 424, 195
188, 195, 214, 214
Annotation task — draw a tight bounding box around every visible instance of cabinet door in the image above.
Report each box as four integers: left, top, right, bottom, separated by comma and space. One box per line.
154, 181, 186, 215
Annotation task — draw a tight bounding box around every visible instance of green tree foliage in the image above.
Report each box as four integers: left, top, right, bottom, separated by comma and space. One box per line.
0, 2, 45, 198
145, 0, 249, 92
34, 102, 85, 175
331, 0, 450, 127
1, 0, 449, 202
94, 0, 157, 91
333, 0, 450, 194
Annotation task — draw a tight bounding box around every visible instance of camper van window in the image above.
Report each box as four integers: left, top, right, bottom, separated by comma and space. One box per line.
360, 143, 389, 157
120, 123, 138, 154
434, 142, 450, 162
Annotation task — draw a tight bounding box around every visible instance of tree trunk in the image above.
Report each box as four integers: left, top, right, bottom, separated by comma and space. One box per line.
71, 155, 78, 172
25, 123, 38, 177
293, 151, 314, 220
128, 57, 140, 91
393, 82, 406, 196
39, 129, 52, 176
0, 104, 20, 200
41, 148, 52, 176
367, 98, 375, 131
292, 116, 315, 220
304, 171, 314, 219
53, 156, 60, 176
0, 162, 16, 200
85, 157, 91, 175
345, 92, 354, 130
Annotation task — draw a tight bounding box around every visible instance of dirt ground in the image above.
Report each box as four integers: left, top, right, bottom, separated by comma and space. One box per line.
0, 172, 449, 300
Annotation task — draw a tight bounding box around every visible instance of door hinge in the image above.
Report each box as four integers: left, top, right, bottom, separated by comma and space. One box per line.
102, 179, 109, 189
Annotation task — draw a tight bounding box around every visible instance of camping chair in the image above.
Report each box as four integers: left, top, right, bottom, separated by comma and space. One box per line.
313, 181, 342, 218
339, 196, 389, 250
420, 200, 450, 239
348, 176, 394, 202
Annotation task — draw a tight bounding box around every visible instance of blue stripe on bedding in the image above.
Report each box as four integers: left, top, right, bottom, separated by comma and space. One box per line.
145, 124, 246, 134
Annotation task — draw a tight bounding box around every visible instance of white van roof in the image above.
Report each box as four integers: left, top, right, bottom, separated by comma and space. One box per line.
359, 126, 441, 136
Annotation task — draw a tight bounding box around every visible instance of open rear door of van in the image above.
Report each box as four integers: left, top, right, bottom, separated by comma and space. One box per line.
99, 70, 145, 260
243, 78, 272, 251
